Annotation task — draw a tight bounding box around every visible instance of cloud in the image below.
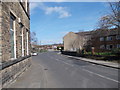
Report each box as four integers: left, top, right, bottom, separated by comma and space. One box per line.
30, 2, 71, 18
30, 3, 38, 10
30, 3, 40, 14
45, 6, 71, 18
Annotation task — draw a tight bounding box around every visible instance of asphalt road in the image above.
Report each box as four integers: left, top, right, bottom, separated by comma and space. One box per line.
8, 51, 119, 88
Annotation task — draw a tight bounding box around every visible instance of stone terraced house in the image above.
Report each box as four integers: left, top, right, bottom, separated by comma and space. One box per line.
0, 0, 31, 88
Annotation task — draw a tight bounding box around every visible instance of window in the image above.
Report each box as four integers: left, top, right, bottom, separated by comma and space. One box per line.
100, 37, 104, 41
26, 30, 29, 55
100, 45, 105, 49
19, 23, 24, 57
25, 0, 28, 12
106, 36, 112, 41
20, 0, 23, 2
10, 13, 16, 59
106, 45, 113, 50
116, 35, 120, 40
117, 44, 120, 48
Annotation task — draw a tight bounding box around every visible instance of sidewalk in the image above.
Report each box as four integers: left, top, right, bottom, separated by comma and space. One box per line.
63, 54, 120, 69
6, 60, 46, 88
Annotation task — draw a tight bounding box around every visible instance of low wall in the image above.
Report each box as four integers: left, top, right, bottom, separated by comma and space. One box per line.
1, 56, 31, 88
61, 51, 77, 56
61, 51, 120, 61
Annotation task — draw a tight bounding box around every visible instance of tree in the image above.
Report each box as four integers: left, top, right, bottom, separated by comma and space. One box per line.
98, 2, 120, 29
30, 32, 38, 45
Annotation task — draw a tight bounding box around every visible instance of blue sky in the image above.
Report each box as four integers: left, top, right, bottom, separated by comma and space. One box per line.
30, 2, 110, 45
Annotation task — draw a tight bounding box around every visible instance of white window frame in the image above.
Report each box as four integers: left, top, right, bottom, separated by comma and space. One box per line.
106, 36, 112, 41
106, 45, 113, 50
25, 0, 28, 12
100, 37, 104, 41
117, 44, 120, 48
100, 45, 105, 49
26, 30, 29, 55
22, 28, 24, 57
10, 20, 16, 59
116, 35, 120, 40
13, 21, 17, 59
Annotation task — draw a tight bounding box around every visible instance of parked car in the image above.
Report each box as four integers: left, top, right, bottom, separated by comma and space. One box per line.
31, 52, 38, 56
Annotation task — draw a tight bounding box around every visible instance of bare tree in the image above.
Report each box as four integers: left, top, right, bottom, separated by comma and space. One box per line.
30, 32, 38, 45
98, 2, 120, 29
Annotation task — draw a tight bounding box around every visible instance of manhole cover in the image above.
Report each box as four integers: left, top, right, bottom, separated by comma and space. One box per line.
44, 69, 48, 70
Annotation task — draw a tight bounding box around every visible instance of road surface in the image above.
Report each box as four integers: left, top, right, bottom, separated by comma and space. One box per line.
8, 51, 119, 88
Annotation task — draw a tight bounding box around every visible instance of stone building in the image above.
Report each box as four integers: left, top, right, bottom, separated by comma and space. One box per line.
63, 28, 120, 53
63, 31, 91, 52
63, 32, 78, 51
0, 0, 31, 88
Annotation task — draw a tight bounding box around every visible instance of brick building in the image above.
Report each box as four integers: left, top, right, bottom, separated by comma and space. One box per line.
63, 28, 120, 53
91, 28, 120, 52
0, 0, 31, 88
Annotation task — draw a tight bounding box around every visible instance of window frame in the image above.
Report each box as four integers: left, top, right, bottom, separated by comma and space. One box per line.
19, 23, 24, 57
106, 36, 113, 41
100, 45, 105, 49
106, 44, 113, 50
10, 13, 16, 59
26, 29, 29, 55
117, 44, 120, 48
116, 35, 120, 40
100, 37, 104, 41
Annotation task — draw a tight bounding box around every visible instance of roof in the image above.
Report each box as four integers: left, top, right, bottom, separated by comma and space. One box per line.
92, 28, 119, 37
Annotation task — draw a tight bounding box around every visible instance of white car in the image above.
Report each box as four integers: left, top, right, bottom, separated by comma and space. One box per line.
31, 52, 38, 56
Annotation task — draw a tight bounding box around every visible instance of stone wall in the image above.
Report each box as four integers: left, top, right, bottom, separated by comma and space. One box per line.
2, 57, 31, 87
0, 2, 2, 60
0, 2, 2, 89
1, 1, 31, 88
1, 2, 30, 62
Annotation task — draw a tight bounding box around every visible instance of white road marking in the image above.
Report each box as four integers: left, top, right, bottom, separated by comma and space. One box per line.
82, 68, 120, 83
55, 58, 119, 84
49, 54, 119, 84
55, 59, 74, 67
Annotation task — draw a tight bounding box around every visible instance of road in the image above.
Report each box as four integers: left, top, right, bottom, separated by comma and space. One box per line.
8, 51, 119, 88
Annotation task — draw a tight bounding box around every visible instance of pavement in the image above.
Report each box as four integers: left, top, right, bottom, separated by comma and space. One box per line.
7, 51, 119, 88
62, 54, 120, 69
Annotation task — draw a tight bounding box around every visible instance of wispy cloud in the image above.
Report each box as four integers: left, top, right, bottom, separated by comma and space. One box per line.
30, 3, 40, 14
45, 6, 71, 18
41, 39, 62, 45
30, 2, 71, 18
